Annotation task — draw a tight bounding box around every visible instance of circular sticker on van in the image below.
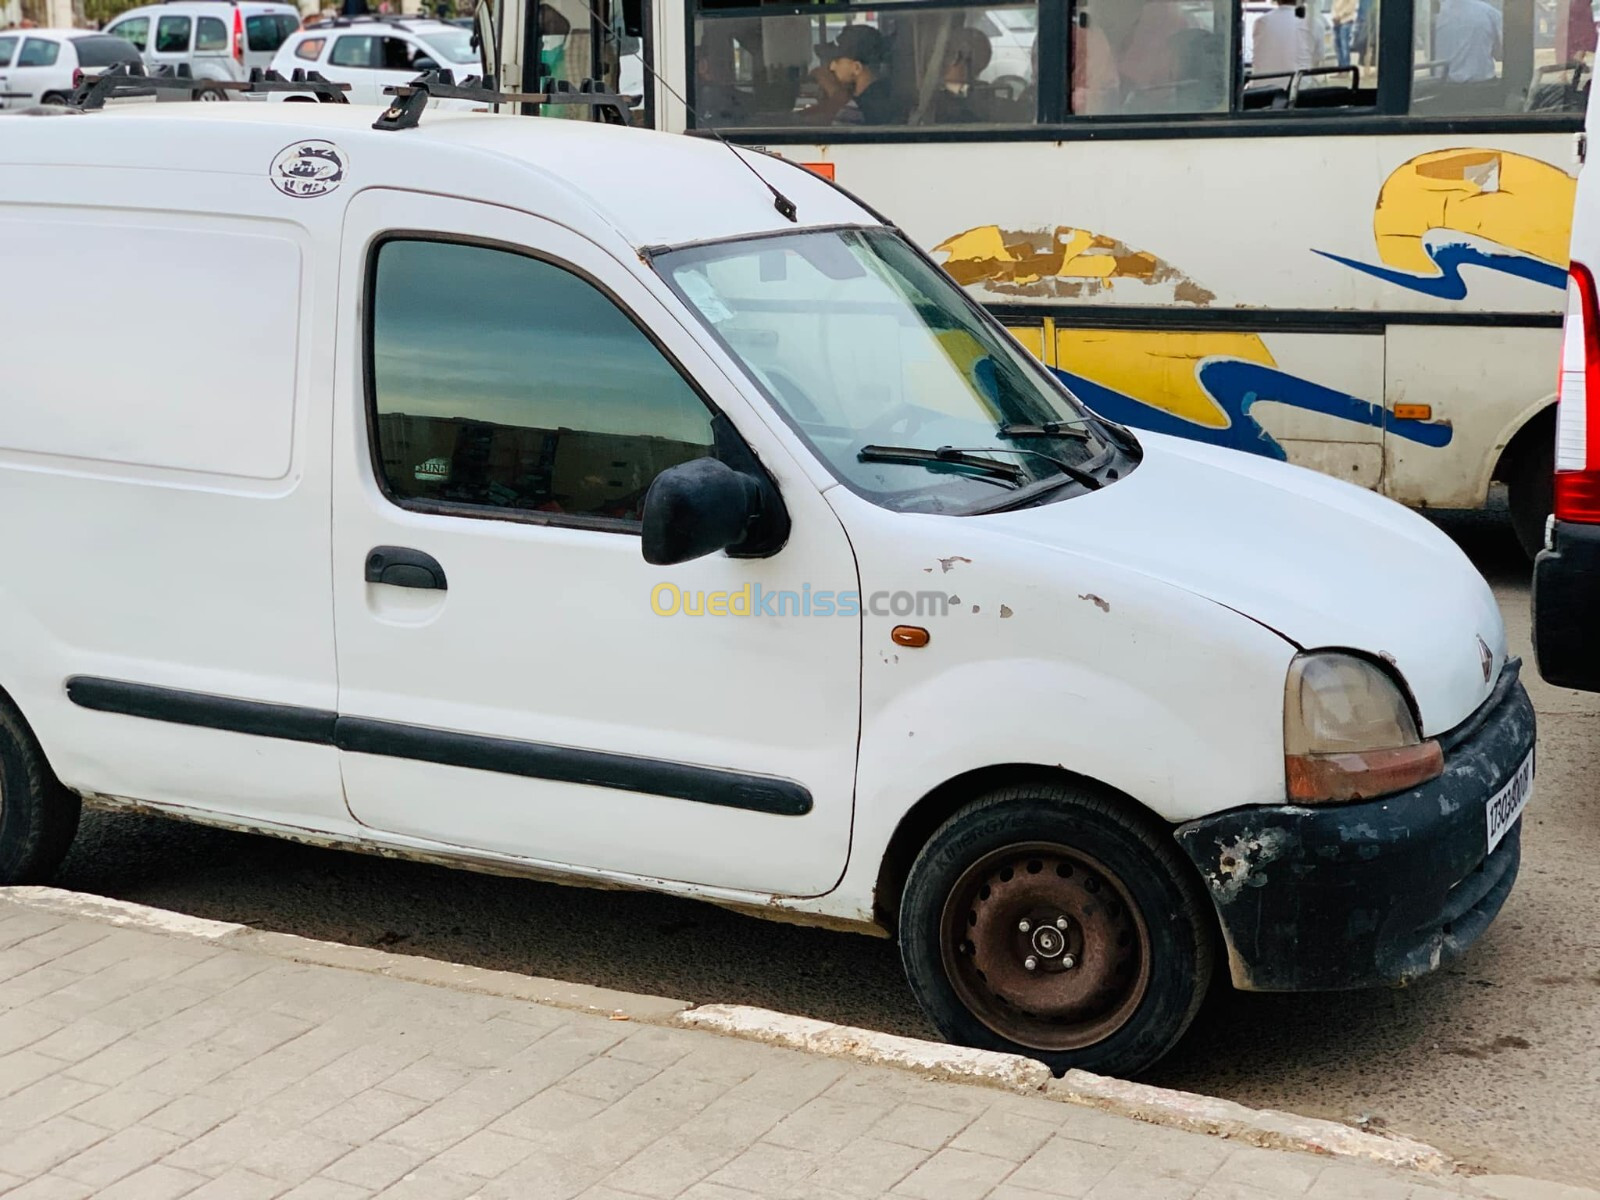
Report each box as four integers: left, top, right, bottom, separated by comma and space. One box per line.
270, 140, 348, 198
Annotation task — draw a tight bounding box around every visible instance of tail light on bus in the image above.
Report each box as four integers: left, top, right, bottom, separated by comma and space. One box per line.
232, 9, 244, 61
1555, 261, 1600, 524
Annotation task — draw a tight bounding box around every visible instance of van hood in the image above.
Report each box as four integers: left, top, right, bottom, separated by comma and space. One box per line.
985, 432, 1505, 736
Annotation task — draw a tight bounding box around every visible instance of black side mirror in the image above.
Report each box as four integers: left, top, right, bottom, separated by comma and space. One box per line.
642, 458, 783, 566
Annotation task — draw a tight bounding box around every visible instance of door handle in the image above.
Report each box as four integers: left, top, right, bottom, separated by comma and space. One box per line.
365, 546, 447, 591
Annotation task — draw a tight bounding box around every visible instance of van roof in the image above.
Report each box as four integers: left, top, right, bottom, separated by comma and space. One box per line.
0, 104, 871, 250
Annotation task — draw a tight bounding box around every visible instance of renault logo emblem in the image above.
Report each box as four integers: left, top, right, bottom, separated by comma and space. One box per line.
1478, 636, 1494, 683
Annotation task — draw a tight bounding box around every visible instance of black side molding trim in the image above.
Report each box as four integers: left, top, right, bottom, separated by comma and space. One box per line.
65, 676, 337, 745
336, 717, 812, 817
63, 676, 813, 817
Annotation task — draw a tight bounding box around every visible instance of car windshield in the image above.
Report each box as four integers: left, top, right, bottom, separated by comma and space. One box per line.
416, 28, 477, 64
656, 228, 1117, 515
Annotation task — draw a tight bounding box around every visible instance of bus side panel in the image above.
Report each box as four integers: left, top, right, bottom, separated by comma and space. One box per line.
1385, 325, 1562, 509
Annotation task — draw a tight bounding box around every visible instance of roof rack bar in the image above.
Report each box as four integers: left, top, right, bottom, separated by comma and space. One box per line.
373, 69, 631, 131
68, 64, 351, 110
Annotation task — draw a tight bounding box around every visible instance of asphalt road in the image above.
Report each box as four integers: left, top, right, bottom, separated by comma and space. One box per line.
54, 503, 1600, 1186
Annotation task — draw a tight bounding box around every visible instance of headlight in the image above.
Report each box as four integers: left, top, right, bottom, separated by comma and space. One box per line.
1284, 652, 1443, 803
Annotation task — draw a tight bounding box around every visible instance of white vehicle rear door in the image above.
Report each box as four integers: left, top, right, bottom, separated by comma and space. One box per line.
10, 36, 65, 104
323, 33, 381, 103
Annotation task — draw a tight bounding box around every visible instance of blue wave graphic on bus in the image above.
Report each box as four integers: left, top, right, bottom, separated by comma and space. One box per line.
1052, 361, 1455, 460
1314, 242, 1567, 301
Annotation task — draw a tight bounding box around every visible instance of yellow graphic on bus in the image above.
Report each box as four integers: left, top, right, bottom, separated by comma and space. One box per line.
1318, 148, 1574, 297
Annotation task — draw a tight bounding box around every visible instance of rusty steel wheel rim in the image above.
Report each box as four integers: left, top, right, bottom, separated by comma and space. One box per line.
939, 842, 1152, 1052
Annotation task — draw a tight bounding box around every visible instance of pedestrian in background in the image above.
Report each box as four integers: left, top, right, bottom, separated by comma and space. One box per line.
1333, 0, 1358, 66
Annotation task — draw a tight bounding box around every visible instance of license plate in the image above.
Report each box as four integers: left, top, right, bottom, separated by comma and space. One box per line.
1486, 751, 1534, 854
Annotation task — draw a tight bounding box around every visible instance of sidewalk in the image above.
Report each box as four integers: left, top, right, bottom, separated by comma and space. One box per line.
0, 891, 1590, 1200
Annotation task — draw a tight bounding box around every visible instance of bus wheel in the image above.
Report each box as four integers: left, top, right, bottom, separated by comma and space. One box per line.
1507, 426, 1555, 561
898, 783, 1212, 1077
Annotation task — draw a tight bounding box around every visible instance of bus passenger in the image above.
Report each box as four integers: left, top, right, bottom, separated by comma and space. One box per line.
1252, 0, 1329, 78
1070, 19, 1120, 113
931, 26, 993, 123
1434, 0, 1503, 83
809, 24, 907, 125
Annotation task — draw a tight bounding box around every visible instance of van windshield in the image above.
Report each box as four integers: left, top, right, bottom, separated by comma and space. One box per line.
656, 227, 1121, 515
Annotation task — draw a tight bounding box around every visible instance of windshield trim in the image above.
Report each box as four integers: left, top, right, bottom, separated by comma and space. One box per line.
653, 227, 1128, 518
640, 221, 890, 264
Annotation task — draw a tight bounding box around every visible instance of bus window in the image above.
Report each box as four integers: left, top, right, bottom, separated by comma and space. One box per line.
691, 3, 1039, 128
1412, 0, 1592, 114
1072, 0, 1231, 115
1242, 0, 1380, 110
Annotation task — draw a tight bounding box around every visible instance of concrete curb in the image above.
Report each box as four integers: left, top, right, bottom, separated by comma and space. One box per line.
15, 885, 1598, 1197
676, 1003, 1453, 1175
680, 1004, 1053, 1092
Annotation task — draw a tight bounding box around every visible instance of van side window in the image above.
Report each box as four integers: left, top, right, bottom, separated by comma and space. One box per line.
195, 17, 229, 53
154, 16, 191, 54
0, 36, 17, 67
17, 38, 61, 67
107, 16, 149, 52
368, 240, 717, 528
294, 36, 327, 62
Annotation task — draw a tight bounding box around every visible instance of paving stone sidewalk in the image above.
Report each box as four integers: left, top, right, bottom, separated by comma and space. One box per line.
0, 896, 1589, 1200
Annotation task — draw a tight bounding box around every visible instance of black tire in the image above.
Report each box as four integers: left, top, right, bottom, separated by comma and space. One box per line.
192, 86, 226, 103
40, 92, 70, 106
1508, 428, 1555, 562
0, 702, 81, 885
899, 783, 1213, 1078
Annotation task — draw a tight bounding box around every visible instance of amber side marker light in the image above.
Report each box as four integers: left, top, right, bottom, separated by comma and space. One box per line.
1286, 742, 1445, 803
1393, 403, 1432, 421
892, 625, 930, 648
800, 162, 836, 181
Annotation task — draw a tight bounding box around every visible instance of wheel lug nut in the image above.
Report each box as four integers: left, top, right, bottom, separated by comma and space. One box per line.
1062, 954, 1076, 970
1024, 956, 1038, 971
1017, 919, 1031, 933
1055, 917, 1068, 929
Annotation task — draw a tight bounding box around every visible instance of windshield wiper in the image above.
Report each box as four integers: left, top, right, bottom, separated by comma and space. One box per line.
858, 445, 1027, 486
859, 445, 1103, 493
997, 420, 1092, 442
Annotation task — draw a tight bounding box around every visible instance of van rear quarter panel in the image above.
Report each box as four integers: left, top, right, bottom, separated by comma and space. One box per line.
0, 163, 344, 825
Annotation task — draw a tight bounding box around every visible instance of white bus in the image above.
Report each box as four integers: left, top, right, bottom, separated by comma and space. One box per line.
508, 0, 1589, 556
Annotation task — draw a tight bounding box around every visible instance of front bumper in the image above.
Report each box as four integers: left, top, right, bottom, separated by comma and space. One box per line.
1174, 661, 1535, 992
1533, 519, 1600, 693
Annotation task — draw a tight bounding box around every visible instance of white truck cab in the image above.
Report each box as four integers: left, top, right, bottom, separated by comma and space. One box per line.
0, 102, 1535, 1077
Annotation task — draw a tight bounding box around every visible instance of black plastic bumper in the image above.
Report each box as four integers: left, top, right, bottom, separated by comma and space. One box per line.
1533, 519, 1600, 693
1173, 662, 1535, 992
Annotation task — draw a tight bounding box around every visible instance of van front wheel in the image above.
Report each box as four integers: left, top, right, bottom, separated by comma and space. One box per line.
0, 703, 81, 885
899, 784, 1212, 1077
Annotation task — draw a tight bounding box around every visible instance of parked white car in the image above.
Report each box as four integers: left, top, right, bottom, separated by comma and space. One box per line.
269, 16, 482, 107
104, 0, 300, 96
0, 102, 1535, 1077
0, 29, 143, 108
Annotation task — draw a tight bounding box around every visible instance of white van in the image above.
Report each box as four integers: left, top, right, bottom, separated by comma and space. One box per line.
0, 102, 1536, 1076
104, 0, 301, 94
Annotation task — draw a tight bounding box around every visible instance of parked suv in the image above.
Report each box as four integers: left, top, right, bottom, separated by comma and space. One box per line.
269, 16, 482, 106
0, 30, 143, 108
105, 0, 300, 96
